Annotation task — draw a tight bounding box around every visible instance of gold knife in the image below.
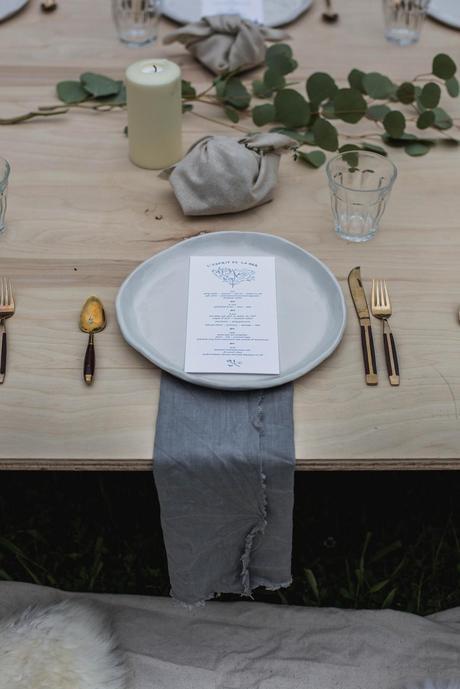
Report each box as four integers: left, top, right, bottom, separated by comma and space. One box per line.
348, 267, 378, 386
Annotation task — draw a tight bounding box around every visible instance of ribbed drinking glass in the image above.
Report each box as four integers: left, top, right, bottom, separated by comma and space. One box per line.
0, 158, 10, 235
383, 0, 430, 46
326, 152, 397, 243
112, 0, 161, 46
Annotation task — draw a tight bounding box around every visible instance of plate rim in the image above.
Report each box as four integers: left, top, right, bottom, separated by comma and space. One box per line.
115, 230, 347, 390
428, 1, 460, 29
161, 0, 314, 28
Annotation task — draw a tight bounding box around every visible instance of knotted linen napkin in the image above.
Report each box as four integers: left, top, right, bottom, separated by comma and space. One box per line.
153, 374, 295, 605
163, 132, 296, 216
163, 14, 288, 75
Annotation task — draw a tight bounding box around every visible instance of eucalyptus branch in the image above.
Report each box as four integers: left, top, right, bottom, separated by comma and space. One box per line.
0, 108, 68, 125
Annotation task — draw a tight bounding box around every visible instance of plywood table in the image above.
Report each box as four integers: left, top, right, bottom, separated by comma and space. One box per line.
0, 0, 459, 470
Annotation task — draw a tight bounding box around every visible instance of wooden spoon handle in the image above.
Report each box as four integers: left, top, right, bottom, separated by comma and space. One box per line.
83, 333, 95, 385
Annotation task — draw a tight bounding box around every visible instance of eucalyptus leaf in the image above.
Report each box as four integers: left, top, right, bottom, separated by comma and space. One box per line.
181, 80, 196, 98
396, 82, 415, 104
295, 149, 326, 168
263, 69, 286, 91
362, 72, 395, 99
102, 84, 126, 105
348, 68, 366, 93
80, 72, 120, 98
366, 104, 391, 121
420, 82, 441, 109
182, 102, 193, 113
321, 100, 337, 119
270, 127, 315, 144
333, 88, 367, 124
224, 105, 240, 123
339, 144, 360, 152
274, 89, 311, 128
361, 142, 388, 155
383, 132, 417, 147
383, 110, 406, 138
404, 141, 431, 156
265, 43, 292, 63
446, 76, 459, 97
306, 72, 337, 106
432, 53, 457, 80
223, 77, 251, 110
432, 107, 453, 130
312, 117, 338, 151
252, 103, 275, 126
252, 79, 272, 99
416, 110, 435, 129
56, 80, 88, 104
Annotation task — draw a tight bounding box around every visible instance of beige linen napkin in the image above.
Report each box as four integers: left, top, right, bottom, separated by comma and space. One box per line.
163, 14, 288, 75
162, 132, 296, 216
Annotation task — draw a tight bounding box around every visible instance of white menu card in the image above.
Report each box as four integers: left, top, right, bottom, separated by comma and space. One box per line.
184, 256, 279, 374
201, 0, 265, 23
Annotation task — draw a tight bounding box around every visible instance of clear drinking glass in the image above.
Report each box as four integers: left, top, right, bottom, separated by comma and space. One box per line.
0, 158, 10, 235
326, 151, 397, 243
112, 0, 161, 46
382, 0, 430, 46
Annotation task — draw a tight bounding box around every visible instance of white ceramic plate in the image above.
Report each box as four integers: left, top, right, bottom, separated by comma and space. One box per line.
161, 0, 313, 27
0, 0, 29, 22
428, 0, 460, 29
116, 231, 346, 390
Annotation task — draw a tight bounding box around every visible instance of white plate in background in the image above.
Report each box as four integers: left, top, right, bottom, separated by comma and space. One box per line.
161, 0, 314, 27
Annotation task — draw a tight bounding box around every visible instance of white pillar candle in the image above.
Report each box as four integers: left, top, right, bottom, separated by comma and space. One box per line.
126, 58, 182, 170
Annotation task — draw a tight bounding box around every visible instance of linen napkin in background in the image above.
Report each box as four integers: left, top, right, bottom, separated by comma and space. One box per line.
153, 373, 295, 606
162, 132, 297, 216
163, 14, 288, 75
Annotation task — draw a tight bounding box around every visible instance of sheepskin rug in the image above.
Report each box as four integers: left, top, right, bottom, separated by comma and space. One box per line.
0, 599, 129, 689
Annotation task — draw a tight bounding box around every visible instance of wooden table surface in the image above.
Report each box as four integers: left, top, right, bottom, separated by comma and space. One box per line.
0, 0, 459, 470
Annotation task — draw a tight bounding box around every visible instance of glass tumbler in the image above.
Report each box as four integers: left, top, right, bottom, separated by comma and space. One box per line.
0, 158, 10, 235
112, 0, 161, 46
326, 151, 397, 243
382, 0, 430, 46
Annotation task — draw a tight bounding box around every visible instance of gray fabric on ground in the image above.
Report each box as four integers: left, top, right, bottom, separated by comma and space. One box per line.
163, 14, 288, 75
163, 133, 296, 216
153, 373, 295, 605
1, 582, 459, 689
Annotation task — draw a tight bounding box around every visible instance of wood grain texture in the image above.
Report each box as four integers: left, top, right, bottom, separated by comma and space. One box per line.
0, 0, 460, 469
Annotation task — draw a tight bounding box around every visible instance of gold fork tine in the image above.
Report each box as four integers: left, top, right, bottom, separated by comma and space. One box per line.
383, 280, 390, 310
0, 277, 4, 307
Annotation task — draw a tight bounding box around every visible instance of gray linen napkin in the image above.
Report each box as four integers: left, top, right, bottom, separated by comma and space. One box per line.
153, 373, 295, 605
163, 14, 288, 75
163, 133, 296, 216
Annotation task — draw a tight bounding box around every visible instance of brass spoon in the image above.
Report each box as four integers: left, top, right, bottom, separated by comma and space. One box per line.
79, 297, 106, 385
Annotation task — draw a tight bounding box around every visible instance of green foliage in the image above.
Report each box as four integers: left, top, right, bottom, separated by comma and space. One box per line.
56, 81, 88, 104
446, 77, 459, 98
432, 53, 457, 80
80, 73, 121, 98
383, 111, 406, 138
420, 82, 441, 109
224, 105, 240, 123
416, 110, 435, 129
366, 104, 390, 121
252, 103, 275, 126
405, 141, 432, 156
312, 117, 338, 151
181, 80, 196, 98
221, 77, 251, 110
333, 88, 367, 124
362, 72, 395, 99
306, 72, 337, 106
295, 150, 326, 168
265, 43, 298, 75
274, 89, 311, 128
432, 107, 453, 130
396, 82, 415, 104
348, 68, 366, 93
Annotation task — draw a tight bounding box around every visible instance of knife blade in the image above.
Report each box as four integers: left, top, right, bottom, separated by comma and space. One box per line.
348, 267, 378, 386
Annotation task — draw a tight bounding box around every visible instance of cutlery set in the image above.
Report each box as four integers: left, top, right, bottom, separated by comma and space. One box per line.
348, 267, 400, 387
0, 279, 106, 385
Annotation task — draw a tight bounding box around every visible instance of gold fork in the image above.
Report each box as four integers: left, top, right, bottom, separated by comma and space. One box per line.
371, 280, 400, 387
0, 277, 15, 384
